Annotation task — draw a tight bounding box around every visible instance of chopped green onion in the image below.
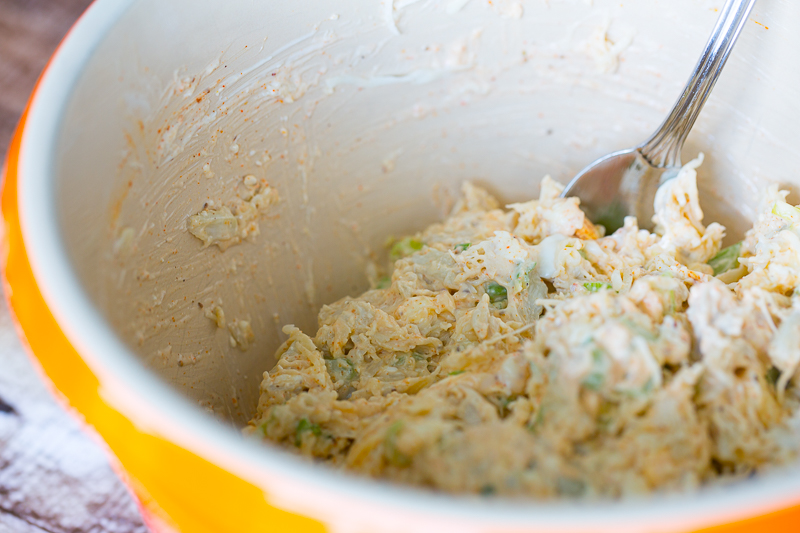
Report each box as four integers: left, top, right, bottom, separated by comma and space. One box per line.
384, 421, 411, 467
375, 276, 392, 289
449, 370, 465, 376
484, 282, 508, 306
258, 412, 277, 437
294, 418, 322, 447
389, 237, 424, 260
512, 262, 537, 292
584, 282, 612, 293
454, 243, 471, 252
772, 201, 800, 224
708, 242, 742, 276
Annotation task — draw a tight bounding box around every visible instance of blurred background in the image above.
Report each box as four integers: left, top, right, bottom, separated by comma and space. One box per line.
1, 0, 92, 158
0, 1, 148, 532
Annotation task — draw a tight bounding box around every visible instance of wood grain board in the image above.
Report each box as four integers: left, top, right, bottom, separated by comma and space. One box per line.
0, 1, 149, 531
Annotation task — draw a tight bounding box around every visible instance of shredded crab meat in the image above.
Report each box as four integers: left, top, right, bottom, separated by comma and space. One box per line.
247, 155, 800, 499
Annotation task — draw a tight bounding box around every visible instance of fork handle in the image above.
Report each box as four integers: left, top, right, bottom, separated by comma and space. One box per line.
638, 0, 758, 168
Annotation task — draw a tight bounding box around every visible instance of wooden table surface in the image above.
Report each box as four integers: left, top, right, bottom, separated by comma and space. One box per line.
0, 1, 149, 532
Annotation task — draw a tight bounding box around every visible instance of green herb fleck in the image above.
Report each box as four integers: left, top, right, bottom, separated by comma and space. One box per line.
484, 282, 508, 306
556, 477, 586, 497
582, 372, 605, 391
294, 418, 322, 447
582, 349, 607, 391
376, 276, 392, 289
495, 396, 513, 417
621, 318, 658, 341
390, 237, 424, 260
479, 485, 496, 496
528, 406, 546, 432
596, 401, 615, 428
708, 242, 743, 276
666, 289, 678, 314
384, 421, 411, 467
258, 411, 277, 438
454, 243, 471, 252
449, 370, 466, 376
584, 282, 612, 293
325, 358, 359, 383
617, 377, 656, 398
766, 366, 781, 387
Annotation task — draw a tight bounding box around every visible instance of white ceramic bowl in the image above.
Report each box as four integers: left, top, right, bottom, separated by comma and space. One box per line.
5, 0, 800, 531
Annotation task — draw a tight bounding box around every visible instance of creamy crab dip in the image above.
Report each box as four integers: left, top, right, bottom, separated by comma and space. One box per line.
246, 154, 800, 498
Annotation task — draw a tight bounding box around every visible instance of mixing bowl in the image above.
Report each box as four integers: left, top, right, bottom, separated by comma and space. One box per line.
4, 0, 800, 531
